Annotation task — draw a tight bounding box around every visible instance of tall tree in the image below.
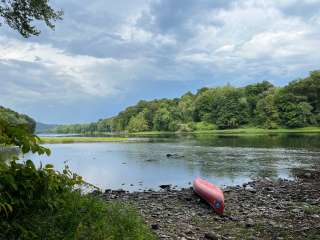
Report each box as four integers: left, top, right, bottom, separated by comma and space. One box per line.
245, 81, 274, 121
153, 108, 172, 131
127, 111, 149, 133
178, 92, 194, 123
255, 91, 280, 129
285, 71, 320, 116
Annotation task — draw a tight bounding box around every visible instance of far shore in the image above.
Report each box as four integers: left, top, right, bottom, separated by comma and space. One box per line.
39, 137, 129, 144
129, 126, 320, 135
38, 127, 320, 143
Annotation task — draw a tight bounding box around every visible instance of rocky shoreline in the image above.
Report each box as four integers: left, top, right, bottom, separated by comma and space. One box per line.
102, 169, 320, 240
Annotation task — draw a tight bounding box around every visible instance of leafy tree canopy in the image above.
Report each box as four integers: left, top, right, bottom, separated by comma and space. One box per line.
47, 71, 320, 133
0, 0, 63, 37
0, 106, 36, 133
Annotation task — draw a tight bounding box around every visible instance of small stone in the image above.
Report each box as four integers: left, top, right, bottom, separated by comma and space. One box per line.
292, 208, 300, 213
245, 219, 254, 228
304, 172, 312, 178
265, 187, 273, 191
151, 223, 159, 230
204, 232, 219, 240
245, 185, 256, 192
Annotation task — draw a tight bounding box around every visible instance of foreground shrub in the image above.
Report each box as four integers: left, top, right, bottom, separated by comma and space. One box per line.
0, 160, 155, 240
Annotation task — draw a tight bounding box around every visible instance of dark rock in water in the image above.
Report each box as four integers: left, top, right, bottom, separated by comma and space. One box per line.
204, 232, 219, 240
145, 159, 157, 162
159, 184, 171, 190
151, 223, 160, 230
166, 153, 184, 158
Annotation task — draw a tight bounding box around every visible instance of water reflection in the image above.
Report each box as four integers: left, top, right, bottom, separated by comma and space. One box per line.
18, 134, 320, 191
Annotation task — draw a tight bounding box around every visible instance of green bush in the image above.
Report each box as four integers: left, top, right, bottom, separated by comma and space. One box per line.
0, 118, 155, 240
0, 119, 50, 155
0, 160, 82, 218
0, 188, 156, 239
177, 123, 193, 132
193, 122, 216, 131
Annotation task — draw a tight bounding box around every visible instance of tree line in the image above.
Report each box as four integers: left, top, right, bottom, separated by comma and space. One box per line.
50, 71, 320, 133
0, 106, 36, 134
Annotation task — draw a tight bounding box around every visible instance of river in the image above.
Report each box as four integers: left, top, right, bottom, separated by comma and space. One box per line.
13, 133, 320, 191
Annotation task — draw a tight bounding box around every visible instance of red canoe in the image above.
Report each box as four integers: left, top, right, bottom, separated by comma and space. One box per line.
193, 177, 224, 215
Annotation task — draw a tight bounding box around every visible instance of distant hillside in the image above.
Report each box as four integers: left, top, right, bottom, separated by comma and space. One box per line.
35, 122, 58, 133
0, 106, 36, 133
49, 71, 320, 133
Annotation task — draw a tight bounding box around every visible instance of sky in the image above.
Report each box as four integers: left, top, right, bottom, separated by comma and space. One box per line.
1, 0, 320, 124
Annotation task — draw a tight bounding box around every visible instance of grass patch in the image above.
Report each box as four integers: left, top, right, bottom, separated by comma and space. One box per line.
39, 137, 129, 144
303, 203, 320, 215
129, 127, 320, 136
0, 192, 156, 240
129, 131, 175, 135
193, 127, 320, 134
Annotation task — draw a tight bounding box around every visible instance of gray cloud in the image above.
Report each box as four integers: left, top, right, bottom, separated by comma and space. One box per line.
1, 0, 320, 122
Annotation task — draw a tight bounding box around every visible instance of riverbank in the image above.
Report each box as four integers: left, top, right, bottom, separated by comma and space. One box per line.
39, 137, 128, 144
41, 127, 320, 137
102, 169, 320, 240
130, 127, 320, 136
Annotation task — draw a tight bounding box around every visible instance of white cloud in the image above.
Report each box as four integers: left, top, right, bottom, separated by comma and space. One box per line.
174, 0, 320, 81
118, 12, 177, 46
0, 37, 146, 103
1, 0, 320, 122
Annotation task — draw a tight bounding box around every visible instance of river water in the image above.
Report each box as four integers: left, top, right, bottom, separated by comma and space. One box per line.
14, 133, 320, 191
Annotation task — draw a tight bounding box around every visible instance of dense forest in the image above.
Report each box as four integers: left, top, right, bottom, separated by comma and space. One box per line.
0, 106, 36, 133
50, 71, 320, 133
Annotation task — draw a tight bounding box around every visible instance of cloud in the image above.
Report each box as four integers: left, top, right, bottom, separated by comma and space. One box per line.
0, 36, 149, 104
1, 0, 320, 122
168, 0, 320, 83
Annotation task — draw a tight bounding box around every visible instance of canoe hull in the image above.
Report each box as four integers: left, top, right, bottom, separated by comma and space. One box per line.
193, 178, 224, 215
